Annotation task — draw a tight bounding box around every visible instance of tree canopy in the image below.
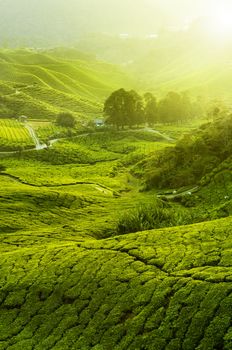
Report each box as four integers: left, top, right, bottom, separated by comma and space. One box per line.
104, 89, 205, 128
56, 112, 76, 128
104, 89, 144, 129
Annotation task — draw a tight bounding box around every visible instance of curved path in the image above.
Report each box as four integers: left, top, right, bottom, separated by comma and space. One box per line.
24, 123, 47, 150
0, 125, 174, 155
143, 127, 174, 142
0, 172, 118, 196
157, 186, 200, 199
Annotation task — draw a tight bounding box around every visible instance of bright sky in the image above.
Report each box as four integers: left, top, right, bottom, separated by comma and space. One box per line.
1, 0, 232, 40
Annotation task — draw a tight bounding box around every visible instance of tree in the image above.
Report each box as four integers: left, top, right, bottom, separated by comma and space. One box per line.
144, 93, 158, 126
158, 91, 192, 124
104, 89, 128, 129
56, 112, 76, 128
127, 90, 144, 127
104, 89, 144, 129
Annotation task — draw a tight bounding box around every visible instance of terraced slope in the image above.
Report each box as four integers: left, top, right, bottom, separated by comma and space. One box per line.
0, 119, 34, 151
0, 48, 133, 120
0, 217, 232, 349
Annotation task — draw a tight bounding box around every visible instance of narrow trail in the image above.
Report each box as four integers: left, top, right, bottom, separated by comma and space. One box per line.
25, 123, 47, 150
157, 186, 200, 199
143, 127, 174, 142
0, 173, 118, 196
0, 125, 174, 155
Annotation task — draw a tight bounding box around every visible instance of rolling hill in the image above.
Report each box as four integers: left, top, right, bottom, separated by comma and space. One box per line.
0, 48, 134, 121
1, 43, 232, 349
0, 114, 232, 349
0, 215, 232, 349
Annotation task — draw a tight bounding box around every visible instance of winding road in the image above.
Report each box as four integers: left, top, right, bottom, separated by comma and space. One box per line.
0, 124, 175, 155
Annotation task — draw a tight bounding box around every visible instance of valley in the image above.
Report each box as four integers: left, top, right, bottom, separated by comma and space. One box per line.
0, 43, 232, 349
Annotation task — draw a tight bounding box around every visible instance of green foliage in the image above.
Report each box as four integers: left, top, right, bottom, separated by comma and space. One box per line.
0, 119, 34, 151
0, 48, 132, 122
0, 64, 231, 349
116, 201, 174, 234
0, 215, 232, 348
144, 92, 158, 126
104, 89, 144, 128
158, 91, 193, 123
56, 112, 76, 128
141, 114, 232, 189
0, 164, 6, 172
104, 89, 203, 130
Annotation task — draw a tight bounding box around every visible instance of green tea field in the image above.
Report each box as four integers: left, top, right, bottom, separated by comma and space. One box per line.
0, 119, 34, 151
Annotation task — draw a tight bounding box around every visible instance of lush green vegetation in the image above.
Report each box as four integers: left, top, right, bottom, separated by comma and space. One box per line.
0, 48, 133, 122
104, 89, 206, 129
1, 108, 232, 349
0, 119, 34, 151
1, 42, 232, 350
137, 114, 232, 189
0, 213, 232, 349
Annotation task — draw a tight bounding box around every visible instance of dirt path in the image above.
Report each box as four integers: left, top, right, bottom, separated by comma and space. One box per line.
0, 125, 174, 155
157, 186, 200, 199
143, 127, 174, 142
0, 172, 118, 196
25, 123, 47, 150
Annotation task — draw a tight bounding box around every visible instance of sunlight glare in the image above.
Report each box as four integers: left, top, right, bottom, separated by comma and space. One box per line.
206, 6, 232, 39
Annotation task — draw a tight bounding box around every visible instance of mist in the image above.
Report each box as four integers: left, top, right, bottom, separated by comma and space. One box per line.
1, 0, 232, 46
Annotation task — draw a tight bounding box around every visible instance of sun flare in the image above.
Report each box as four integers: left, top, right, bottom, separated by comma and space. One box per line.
206, 6, 232, 39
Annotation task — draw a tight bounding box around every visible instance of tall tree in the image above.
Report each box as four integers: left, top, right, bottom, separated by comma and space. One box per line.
104, 89, 144, 129
127, 90, 144, 127
104, 88, 128, 129
144, 92, 157, 126
158, 91, 191, 124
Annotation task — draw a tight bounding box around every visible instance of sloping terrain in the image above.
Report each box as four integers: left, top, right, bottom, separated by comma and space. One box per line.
136, 115, 232, 190
0, 217, 232, 349
0, 48, 133, 120
0, 127, 231, 349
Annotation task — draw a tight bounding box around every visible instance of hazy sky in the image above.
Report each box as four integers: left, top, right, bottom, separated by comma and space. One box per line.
0, 0, 232, 43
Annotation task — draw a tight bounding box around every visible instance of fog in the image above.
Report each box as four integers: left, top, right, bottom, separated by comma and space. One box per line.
0, 0, 231, 45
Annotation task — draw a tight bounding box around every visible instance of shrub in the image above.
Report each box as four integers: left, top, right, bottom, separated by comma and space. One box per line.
116, 201, 175, 234
56, 112, 76, 128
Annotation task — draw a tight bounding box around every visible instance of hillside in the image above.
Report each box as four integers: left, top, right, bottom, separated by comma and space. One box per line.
0, 48, 133, 121
136, 115, 232, 190
129, 33, 232, 98
0, 216, 232, 349
0, 115, 232, 348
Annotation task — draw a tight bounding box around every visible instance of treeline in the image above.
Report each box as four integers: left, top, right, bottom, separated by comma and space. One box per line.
104, 88, 205, 128
134, 114, 232, 189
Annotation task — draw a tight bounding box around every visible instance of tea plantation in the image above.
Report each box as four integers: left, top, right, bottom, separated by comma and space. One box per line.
0, 46, 232, 349
0, 217, 232, 350
0, 121, 231, 349
0, 119, 34, 151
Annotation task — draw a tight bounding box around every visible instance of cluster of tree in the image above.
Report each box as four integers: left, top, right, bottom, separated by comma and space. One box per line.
136, 114, 232, 189
104, 89, 206, 129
